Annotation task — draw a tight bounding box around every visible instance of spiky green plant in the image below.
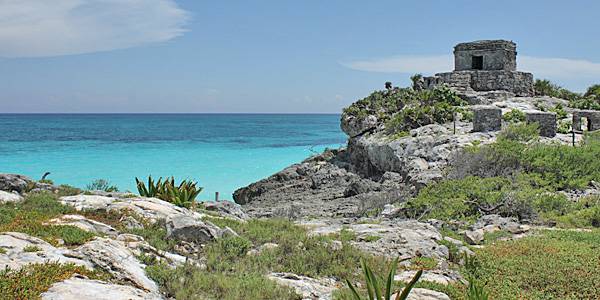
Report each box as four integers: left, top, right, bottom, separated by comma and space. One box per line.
157, 177, 203, 209
466, 276, 490, 300
135, 175, 163, 197
346, 257, 422, 300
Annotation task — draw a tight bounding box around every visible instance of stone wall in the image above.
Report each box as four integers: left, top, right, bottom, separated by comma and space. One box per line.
424, 70, 534, 96
573, 109, 600, 132
454, 40, 517, 71
525, 111, 557, 137
473, 105, 501, 132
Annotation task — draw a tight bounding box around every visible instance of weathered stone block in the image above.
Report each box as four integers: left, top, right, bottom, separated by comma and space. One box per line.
473, 105, 501, 132
525, 111, 556, 137
454, 40, 517, 71
572, 109, 600, 133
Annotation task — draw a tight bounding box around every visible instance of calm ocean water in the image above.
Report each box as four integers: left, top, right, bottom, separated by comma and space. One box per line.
0, 114, 346, 201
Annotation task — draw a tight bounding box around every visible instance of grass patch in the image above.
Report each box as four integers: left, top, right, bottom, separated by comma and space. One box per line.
23, 246, 41, 252
473, 229, 600, 299
0, 262, 110, 300
483, 230, 512, 242
144, 217, 389, 299
0, 193, 96, 247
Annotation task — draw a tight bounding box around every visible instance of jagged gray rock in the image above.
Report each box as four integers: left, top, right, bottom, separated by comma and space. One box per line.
300, 218, 446, 261
340, 114, 378, 138
200, 200, 249, 220
165, 215, 223, 244
0, 173, 35, 193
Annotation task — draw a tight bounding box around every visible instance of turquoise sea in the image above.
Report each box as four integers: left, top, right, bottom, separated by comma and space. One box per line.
0, 114, 346, 201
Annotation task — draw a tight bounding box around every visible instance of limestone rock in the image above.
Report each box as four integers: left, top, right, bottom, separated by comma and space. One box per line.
380, 203, 405, 218
340, 114, 378, 138
165, 215, 223, 244
395, 269, 465, 285
267, 272, 338, 300
74, 237, 159, 293
471, 214, 530, 234
303, 219, 445, 261
200, 200, 249, 220
404, 288, 451, 300
40, 276, 163, 300
59, 195, 207, 221
463, 229, 484, 245
45, 215, 118, 237
0, 190, 23, 203
119, 215, 144, 230
0, 173, 35, 193
443, 236, 463, 246
0, 232, 91, 271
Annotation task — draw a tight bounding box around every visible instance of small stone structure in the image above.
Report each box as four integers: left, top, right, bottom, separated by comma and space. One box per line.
473, 105, 501, 132
572, 109, 600, 133
525, 111, 556, 137
424, 40, 534, 96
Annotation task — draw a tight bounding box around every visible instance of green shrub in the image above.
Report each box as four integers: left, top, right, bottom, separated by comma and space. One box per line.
497, 123, 539, 142
557, 120, 572, 134
501, 109, 525, 124
85, 179, 119, 192
38, 179, 54, 185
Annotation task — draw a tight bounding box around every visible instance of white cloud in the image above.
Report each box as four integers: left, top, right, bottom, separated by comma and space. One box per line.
0, 0, 191, 57
341, 54, 600, 79
518, 56, 600, 78
340, 55, 454, 74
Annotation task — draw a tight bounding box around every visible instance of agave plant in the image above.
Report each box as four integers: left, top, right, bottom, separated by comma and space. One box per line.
346, 257, 422, 300
466, 276, 490, 300
135, 175, 163, 197
157, 176, 203, 209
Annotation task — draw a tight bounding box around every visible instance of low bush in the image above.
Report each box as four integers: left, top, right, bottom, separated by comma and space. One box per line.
501, 109, 525, 124
85, 179, 119, 192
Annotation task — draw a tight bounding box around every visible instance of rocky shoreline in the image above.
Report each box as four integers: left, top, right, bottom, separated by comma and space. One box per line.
0, 89, 596, 299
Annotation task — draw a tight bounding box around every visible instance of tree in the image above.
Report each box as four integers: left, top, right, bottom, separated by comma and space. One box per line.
410, 74, 423, 92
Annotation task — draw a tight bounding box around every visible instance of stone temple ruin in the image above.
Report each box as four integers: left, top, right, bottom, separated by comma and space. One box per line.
424, 40, 534, 97
421, 39, 599, 138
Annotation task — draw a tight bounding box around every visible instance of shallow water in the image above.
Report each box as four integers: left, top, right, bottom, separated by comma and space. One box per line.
0, 114, 346, 201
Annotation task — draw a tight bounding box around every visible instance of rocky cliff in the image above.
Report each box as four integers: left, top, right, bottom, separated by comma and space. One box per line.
234, 86, 573, 218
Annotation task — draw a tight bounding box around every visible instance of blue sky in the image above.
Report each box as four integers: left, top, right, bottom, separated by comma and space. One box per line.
0, 0, 599, 113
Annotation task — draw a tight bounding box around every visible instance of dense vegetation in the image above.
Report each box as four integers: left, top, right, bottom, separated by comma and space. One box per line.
408, 123, 600, 227
534, 79, 600, 110
343, 84, 468, 134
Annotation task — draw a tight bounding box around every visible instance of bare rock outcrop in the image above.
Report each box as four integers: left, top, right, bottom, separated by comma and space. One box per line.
0, 190, 23, 203
40, 276, 163, 300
